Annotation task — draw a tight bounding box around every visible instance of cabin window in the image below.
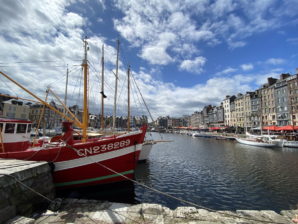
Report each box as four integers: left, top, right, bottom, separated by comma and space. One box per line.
17, 124, 27, 133
5, 123, 15, 133
27, 124, 32, 133
0, 123, 3, 133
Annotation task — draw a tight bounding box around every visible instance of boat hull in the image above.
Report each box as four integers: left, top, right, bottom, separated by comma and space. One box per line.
236, 138, 277, 147
139, 141, 154, 161
0, 129, 146, 189
283, 140, 298, 148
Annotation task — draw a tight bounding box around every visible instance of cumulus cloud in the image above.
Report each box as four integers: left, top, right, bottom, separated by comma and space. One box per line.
215, 67, 237, 76
1, 0, 297, 119
114, 0, 297, 58
266, 58, 285, 65
241, 64, 254, 71
179, 57, 207, 74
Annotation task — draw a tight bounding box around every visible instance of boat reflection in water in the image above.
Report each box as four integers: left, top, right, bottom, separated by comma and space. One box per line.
57, 180, 137, 204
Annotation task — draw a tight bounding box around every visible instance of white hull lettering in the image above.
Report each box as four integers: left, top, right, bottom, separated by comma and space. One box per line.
76, 140, 131, 157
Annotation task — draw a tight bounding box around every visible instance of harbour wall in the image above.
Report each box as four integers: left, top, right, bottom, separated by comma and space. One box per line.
0, 159, 55, 223
14, 199, 298, 224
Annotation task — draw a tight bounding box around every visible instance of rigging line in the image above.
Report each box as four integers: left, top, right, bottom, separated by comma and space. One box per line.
118, 42, 130, 71
0, 59, 81, 64
69, 67, 83, 102
93, 69, 114, 93
130, 83, 143, 119
0, 173, 54, 203
131, 78, 147, 116
117, 74, 127, 105
131, 73, 155, 123
63, 142, 286, 224
0, 75, 15, 96
0, 65, 67, 68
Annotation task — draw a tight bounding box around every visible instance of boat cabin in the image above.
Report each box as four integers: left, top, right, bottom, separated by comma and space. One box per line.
0, 118, 32, 152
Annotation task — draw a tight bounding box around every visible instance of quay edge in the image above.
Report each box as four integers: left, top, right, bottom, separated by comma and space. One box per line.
7, 199, 298, 224
0, 159, 55, 223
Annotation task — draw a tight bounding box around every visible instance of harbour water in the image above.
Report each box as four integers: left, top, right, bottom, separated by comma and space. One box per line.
134, 132, 298, 212
58, 132, 298, 212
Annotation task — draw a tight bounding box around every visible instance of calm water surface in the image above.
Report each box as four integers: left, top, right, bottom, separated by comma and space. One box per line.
134, 132, 298, 211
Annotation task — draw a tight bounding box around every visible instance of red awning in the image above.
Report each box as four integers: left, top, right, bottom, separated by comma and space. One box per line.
209, 127, 227, 130
263, 125, 278, 131
275, 125, 298, 131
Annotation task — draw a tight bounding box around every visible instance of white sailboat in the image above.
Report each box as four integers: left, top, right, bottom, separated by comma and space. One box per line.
235, 136, 278, 147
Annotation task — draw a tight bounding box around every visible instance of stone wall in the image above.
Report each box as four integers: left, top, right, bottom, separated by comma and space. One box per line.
31, 199, 298, 224
0, 159, 55, 223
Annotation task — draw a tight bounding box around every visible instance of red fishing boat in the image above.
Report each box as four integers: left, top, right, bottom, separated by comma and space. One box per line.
0, 39, 147, 189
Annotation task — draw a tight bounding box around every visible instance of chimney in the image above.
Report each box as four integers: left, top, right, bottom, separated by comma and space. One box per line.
267, 77, 277, 85
280, 73, 290, 80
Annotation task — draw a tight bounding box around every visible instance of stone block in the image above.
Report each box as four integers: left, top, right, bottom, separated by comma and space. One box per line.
6, 216, 35, 224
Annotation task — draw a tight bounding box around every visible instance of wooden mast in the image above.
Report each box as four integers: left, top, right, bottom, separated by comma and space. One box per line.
113, 39, 120, 130
82, 38, 89, 141
127, 65, 131, 132
64, 65, 69, 115
100, 44, 105, 130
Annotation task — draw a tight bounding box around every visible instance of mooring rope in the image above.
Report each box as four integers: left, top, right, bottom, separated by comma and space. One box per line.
63, 141, 289, 224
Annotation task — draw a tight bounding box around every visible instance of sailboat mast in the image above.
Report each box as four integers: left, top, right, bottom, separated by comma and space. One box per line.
82, 38, 89, 141
64, 65, 69, 115
127, 65, 131, 132
101, 45, 105, 130
113, 39, 120, 130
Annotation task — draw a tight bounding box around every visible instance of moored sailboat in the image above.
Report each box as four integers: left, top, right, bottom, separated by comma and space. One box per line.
235, 136, 278, 148
0, 38, 147, 189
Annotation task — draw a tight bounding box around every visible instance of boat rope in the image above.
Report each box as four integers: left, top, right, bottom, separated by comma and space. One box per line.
0, 173, 54, 203
63, 142, 286, 224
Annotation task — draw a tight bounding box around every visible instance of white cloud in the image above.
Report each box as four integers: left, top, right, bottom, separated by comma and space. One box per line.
215, 67, 237, 76
211, 0, 236, 17
179, 57, 207, 74
113, 0, 297, 70
140, 45, 173, 65
241, 64, 254, 71
266, 58, 285, 65
1, 0, 297, 119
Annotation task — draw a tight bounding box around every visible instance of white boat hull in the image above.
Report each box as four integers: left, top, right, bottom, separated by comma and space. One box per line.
283, 140, 298, 148
139, 141, 154, 161
236, 138, 277, 148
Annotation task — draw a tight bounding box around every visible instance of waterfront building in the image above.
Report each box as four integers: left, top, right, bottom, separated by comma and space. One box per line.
274, 74, 291, 126
287, 73, 298, 125
230, 100, 236, 127
243, 92, 254, 129
258, 77, 278, 126
250, 91, 261, 128
234, 93, 244, 127
29, 101, 64, 129
208, 105, 224, 127
190, 111, 203, 128
156, 116, 168, 129
89, 114, 99, 128
1, 99, 30, 120
202, 105, 212, 128
222, 95, 236, 127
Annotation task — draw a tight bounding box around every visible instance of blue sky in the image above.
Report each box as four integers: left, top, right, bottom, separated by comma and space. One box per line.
0, 0, 298, 119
